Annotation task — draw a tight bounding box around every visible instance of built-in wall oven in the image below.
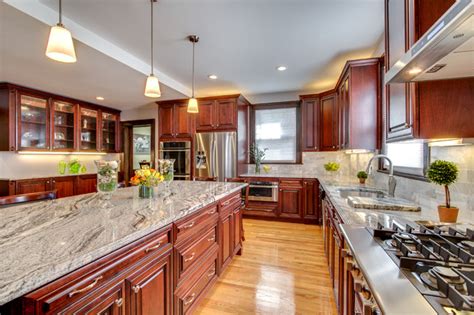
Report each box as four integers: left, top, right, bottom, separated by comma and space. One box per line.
248, 181, 279, 202
159, 141, 191, 180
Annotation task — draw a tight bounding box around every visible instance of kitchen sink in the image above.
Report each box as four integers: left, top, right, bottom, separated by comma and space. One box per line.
337, 188, 386, 199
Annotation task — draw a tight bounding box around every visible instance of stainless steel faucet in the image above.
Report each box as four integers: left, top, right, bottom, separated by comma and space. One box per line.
365, 154, 397, 197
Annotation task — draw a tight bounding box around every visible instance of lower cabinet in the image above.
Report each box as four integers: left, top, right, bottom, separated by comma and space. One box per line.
218, 192, 241, 274
233, 206, 243, 256
278, 180, 303, 219
303, 179, 320, 223
76, 174, 97, 195
15, 178, 52, 195
52, 176, 76, 198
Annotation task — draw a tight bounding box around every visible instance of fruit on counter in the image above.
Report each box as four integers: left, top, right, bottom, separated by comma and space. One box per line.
324, 162, 340, 172
263, 165, 271, 173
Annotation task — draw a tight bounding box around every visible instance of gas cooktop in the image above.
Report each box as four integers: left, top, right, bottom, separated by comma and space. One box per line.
370, 222, 474, 314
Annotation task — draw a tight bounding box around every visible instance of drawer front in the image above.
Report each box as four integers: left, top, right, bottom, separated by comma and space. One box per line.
219, 193, 241, 215
178, 254, 218, 314
178, 227, 217, 278
175, 205, 218, 244
279, 179, 303, 188
26, 227, 171, 314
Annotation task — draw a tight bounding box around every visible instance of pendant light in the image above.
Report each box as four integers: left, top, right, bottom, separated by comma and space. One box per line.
144, 0, 161, 98
187, 35, 199, 113
45, 0, 77, 63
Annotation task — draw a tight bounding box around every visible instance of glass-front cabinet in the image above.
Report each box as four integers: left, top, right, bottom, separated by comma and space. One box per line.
18, 93, 49, 150
80, 108, 98, 151
52, 101, 76, 151
101, 112, 117, 152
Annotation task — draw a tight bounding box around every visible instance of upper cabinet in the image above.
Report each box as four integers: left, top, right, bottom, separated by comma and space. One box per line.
300, 95, 320, 151
319, 92, 339, 151
157, 101, 195, 139
0, 83, 121, 153
196, 97, 238, 132
384, 0, 474, 141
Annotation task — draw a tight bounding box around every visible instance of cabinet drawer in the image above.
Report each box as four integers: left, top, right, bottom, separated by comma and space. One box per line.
177, 226, 217, 281
176, 250, 218, 315
219, 193, 241, 214
24, 226, 171, 314
174, 204, 218, 244
279, 179, 303, 188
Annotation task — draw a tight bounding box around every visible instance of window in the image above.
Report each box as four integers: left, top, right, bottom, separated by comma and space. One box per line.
382, 139, 428, 177
251, 103, 300, 163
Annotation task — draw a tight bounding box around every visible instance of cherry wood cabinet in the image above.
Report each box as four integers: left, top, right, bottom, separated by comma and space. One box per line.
320, 92, 339, 151
15, 178, 52, 195
218, 193, 241, 274
76, 174, 97, 195
0, 83, 121, 153
300, 95, 320, 151
384, 0, 474, 141
52, 176, 76, 198
196, 97, 238, 132
194, 100, 215, 131
233, 206, 243, 256
278, 179, 303, 219
157, 101, 194, 140
302, 179, 320, 223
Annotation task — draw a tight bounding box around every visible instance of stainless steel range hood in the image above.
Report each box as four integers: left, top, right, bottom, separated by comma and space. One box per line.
385, 0, 474, 84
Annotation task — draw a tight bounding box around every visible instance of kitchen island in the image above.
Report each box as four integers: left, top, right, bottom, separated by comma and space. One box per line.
0, 181, 246, 314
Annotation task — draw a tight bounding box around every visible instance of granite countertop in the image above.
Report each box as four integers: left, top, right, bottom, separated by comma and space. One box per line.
0, 181, 245, 305
239, 172, 319, 179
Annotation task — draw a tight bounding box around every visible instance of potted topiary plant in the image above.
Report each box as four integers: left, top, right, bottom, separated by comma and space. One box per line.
427, 160, 459, 223
357, 171, 368, 184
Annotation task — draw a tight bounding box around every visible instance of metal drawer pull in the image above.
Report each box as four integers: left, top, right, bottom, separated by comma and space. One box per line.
115, 298, 123, 307
145, 241, 162, 253
207, 268, 216, 278
68, 275, 103, 297
182, 221, 195, 229
207, 209, 216, 214
183, 293, 196, 306
222, 200, 230, 206
184, 252, 195, 262
132, 285, 141, 294
207, 236, 215, 242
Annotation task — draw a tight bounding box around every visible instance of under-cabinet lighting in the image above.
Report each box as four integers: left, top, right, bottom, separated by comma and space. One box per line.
96, 96, 105, 101
18, 151, 107, 155
344, 149, 373, 154
408, 67, 423, 75
428, 138, 474, 147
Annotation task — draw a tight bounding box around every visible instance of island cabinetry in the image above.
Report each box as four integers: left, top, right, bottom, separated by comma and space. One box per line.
218, 193, 241, 273
10, 225, 172, 315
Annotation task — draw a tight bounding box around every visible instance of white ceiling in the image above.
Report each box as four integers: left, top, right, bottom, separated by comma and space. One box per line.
1, 0, 384, 110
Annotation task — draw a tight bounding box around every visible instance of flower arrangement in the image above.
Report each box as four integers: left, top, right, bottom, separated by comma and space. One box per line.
250, 143, 268, 173
130, 167, 164, 187
427, 160, 459, 222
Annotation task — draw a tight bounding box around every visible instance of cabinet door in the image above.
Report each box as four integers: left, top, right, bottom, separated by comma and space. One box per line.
233, 207, 242, 255
303, 179, 319, 222
101, 111, 118, 152
15, 178, 52, 194
57, 281, 125, 315
385, 0, 416, 141
53, 176, 76, 198
126, 253, 172, 315
333, 231, 342, 313
17, 93, 50, 151
52, 100, 76, 151
158, 104, 175, 139
278, 186, 302, 218
219, 212, 234, 271
76, 175, 97, 195
301, 98, 320, 151
214, 99, 237, 130
195, 100, 215, 132
338, 78, 350, 150
320, 94, 338, 151
175, 103, 194, 138
79, 107, 99, 151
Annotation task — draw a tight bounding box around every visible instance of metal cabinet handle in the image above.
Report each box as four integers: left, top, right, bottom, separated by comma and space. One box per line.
132, 285, 141, 294
183, 293, 196, 306
207, 268, 216, 278
207, 209, 216, 215
207, 236, 216, 242
184, 252, 195, 262
182, 221, 195, 229
145, 241, 162, 253
68, 275, 103, 297
222, 200, 230, 206
115, 298, 123, 307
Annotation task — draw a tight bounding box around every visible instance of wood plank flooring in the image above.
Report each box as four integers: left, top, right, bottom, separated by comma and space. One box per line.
195, 219, 337, 315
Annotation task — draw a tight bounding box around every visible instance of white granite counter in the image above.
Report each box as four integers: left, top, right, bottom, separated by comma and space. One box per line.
239, 172, 318, 179
0, 181, 245, 305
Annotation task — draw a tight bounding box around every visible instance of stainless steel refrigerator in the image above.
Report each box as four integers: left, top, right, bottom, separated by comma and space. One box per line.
194, 132, 236, 182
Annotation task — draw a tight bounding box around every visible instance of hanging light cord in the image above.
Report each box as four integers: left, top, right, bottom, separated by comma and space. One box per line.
192, 40, 195, 98
150, 0, 154, 75
58, 0, 62, 25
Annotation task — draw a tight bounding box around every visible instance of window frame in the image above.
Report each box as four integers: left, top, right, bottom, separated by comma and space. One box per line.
249, 101, 302, 164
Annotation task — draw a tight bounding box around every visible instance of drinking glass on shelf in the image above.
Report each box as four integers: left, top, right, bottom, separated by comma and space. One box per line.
158, 159, 175, 196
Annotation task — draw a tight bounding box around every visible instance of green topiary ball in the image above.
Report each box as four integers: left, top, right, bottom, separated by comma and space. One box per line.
427, 160, 458, 186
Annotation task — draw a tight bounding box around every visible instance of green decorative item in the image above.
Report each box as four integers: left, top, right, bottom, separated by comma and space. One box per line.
95, 160, 119, 200
58, 160, 67, 175
324, 162, 340, 172
80, 165, 87, 174
357, 171, 368, 184
139, 185, 154, 198
427, 160, 459, 223
68, 159, 82, 174
250, 143, 268, 174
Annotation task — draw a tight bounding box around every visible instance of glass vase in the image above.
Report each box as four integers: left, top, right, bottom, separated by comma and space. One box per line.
255, 161, 261, 174
139, 185, 153, 198
95, 160, 119, 200
158, 159, 175, 195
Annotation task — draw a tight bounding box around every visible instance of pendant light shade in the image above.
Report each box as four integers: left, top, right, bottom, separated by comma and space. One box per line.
144, 0, 161, 98
45, 0, 76, 63
187, 35, 199, 113
187, 98, 199, 113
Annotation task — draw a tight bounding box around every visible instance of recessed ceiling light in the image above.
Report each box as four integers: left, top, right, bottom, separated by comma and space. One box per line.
208, 74, 218, 80
277, 66, 287, 71
96, 96, 105, 101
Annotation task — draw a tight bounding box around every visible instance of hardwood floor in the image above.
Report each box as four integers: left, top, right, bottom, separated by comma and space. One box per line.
195, 219, 337, 314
